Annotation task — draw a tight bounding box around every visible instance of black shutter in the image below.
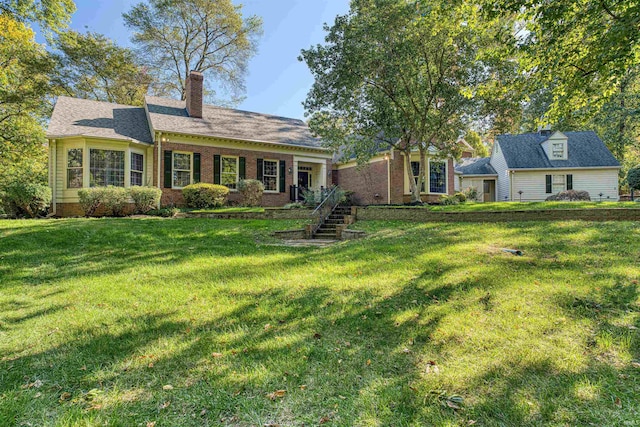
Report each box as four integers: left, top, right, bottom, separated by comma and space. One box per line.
279, 160, 286, 193
567, 174, 573, 190
164, 150, 172, 188
213, 155, 221, 184
193, 153, 201, 183
257, 159, 264, 182
545, 174, 552, 193
239, 157, 246, 180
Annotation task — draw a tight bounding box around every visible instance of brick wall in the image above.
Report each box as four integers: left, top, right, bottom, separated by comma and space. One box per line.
355, 207, 640, 222
335, 159, 390, 205
157, 142, 313, 207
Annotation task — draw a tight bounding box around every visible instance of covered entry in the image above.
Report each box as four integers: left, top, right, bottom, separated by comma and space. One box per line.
290, 156, 328, 202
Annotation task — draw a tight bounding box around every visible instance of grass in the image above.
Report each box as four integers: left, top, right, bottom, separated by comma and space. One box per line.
368, 201, 640, 212
1, 217, 639, 426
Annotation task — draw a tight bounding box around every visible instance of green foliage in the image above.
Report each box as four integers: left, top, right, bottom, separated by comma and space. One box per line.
3, 181, 51, 217
283, 202, 306, 209
462, 186, 479, 202
439, 194, 460, 206
1, 0, 75, 33
101, 186, 130, 217
464, 130, 489, 157
545, 190, 591, 202
237, 179, 264, 207
301, 0, 514, 202
147, 207, 179, 218
51, 30, 153, 106
77, 187, 105, 217
123, 0, 263, 105
129, 186, 162, 214
454, 192, 467, 203
182, 183, 229, 208
301, 188, 318, 207
626, 166, 640, 190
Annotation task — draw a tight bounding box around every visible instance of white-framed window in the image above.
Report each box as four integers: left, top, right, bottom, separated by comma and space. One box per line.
429, 160, 447, 194
90, 149, 125, 187
67, 148, 83, 188
552, 174, 565, 193
173, 152, 192, 188
263, 159, 279, 192
131, 152, 144, 186
552, 142, 564, 159
221, 156, 238, 189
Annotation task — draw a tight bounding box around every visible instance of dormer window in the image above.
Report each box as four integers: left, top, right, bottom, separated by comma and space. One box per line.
552, 142, 564, 159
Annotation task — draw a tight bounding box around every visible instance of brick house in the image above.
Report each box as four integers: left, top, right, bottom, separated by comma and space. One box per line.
47, 71, 333, 216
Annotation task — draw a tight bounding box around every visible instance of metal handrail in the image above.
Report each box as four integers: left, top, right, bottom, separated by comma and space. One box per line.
312, 186, 338, 215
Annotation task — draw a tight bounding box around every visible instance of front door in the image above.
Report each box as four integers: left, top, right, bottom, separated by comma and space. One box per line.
298, 171, 310, 191
483, 180, 496, 202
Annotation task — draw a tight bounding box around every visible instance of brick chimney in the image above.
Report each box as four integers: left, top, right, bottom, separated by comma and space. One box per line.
185, 70, 203, 118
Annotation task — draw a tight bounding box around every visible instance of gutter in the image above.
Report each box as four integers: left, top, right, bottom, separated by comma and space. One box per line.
507, 166, 620, 171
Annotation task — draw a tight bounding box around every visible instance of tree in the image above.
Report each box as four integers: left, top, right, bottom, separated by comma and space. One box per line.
627, 165, 640, 201
0, 14, 54, 187
123, 0, 262, 105
301, 0, 513, 202
0, 0, 75, 33
463, 130, 489, 157
483, 0, 640, 123
51, 31, 153, 106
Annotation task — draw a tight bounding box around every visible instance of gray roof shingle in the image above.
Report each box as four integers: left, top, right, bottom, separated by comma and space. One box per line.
455, 157, 497, 175
496, 131, 620, 169
145, 96, 324, 149
47, 96, 153, 144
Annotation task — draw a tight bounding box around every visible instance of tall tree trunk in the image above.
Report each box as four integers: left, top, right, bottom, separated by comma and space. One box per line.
404, 149, 420, 203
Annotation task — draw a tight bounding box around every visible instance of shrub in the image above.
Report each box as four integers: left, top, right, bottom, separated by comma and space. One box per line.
3, 182, 51, 218
78, 187, 105, 217
301, 188, 318, 207
462, 186, 479, 201
439, 194, 460, 205
627, 166, 640, 191
237, 179, 264, 207
148, 207, 179, 217
129, 186, 162, 213
182, 183, 229, 208
454, 192, 467, 203
545, 190, 591, 201
101, 186, 130, 216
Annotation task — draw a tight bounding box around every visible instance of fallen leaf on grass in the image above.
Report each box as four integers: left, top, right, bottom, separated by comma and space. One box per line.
615, 397, 622, 407
313, 333, 322, 339
299, 384, 307, 390
146, 422, 156, 427
264, 323, 272, 331
366, 359, 371, 366
631, 361, 640, 369
60, 392, 72, 401
211, 352, 224, 358
162, 385, 173, 390
266, 390, 286, 400
160, 401, 171, 409
319, 415, 331, 424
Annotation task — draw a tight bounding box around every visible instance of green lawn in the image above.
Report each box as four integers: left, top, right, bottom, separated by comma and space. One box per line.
369, 201, 639, 212
1, 218, 639, 426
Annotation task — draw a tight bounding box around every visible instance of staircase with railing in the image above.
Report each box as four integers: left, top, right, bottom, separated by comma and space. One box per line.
307, 186, 352, 240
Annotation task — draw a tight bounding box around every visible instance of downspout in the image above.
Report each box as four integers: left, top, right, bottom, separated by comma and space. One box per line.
157, 132, 162, 208
509, 170, 513, 201
386, 153, 391, 204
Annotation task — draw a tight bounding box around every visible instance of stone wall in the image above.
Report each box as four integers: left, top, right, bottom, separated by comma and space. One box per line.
355, 207, 640, 222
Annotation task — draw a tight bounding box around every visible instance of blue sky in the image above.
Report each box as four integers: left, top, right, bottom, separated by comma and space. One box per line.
41, 0, 350, 119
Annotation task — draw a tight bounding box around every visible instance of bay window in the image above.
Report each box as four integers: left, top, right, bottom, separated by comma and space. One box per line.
90, 149, 124, 187
67, 148, 83, 188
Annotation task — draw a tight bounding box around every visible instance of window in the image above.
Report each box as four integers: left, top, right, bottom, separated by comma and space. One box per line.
221, 156, 238, 189
67, 148, 83, 188
263, 160, 278, 192
552, 142, 564, 159
552, 174, 565, 193
90, 149, 124, 187
131, 153, 144, 186
172, 152, 192, 188
410, 161, 425, 192
429, 161, 447, 193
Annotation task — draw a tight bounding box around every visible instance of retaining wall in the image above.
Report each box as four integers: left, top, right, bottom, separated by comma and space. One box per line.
354, 207, 640, 222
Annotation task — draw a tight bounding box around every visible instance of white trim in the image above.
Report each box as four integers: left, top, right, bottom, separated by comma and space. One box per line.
508, 166, 620, 171
262, 158, 279, 193
171, 151, 193, 189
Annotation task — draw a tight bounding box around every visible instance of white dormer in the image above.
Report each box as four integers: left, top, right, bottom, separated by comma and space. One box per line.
541, 131, 568, 161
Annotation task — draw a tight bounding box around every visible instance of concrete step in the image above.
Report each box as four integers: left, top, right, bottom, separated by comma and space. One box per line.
314, 232, 337, 239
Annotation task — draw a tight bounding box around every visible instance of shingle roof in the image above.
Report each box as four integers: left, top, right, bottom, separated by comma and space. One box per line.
47, 96, 153, 144
496, 131, 620, 169
145, 96, 324, 149
455, 157, 497, 175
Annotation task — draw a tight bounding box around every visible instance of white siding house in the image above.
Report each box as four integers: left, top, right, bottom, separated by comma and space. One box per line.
456, 130, 620, 202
